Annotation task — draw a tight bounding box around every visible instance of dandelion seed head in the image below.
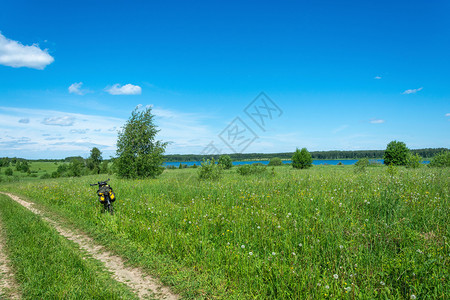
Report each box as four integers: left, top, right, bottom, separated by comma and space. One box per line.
333, 274, 339, 279
241, 245, 245, 249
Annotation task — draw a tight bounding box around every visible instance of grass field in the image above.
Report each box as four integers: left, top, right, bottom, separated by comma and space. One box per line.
0, 164, 448, 299
0, 194, 137, 299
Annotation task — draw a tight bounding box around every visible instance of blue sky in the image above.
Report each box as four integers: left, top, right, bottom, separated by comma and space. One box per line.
0, 0, 449, 159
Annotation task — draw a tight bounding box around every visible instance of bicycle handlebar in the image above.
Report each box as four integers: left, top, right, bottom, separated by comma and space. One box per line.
90, 179, 110, 186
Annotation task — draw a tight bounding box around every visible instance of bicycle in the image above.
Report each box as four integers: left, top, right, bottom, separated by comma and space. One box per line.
90, 179, 116, 215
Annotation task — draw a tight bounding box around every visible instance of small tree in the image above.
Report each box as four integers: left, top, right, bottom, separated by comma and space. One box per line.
87, 147, 102, 173
429, 151, 450, 167
268, 157, 283, 166
116, 107, 168, 179
69, 159, 84, 177
218, 155, 233, 169
354, 158, 369, 173
292, 148, 313, 169
406, 153, 422, 169
198, 158, 223, 180
4, 168, 13, 176
383, 141, 409, 166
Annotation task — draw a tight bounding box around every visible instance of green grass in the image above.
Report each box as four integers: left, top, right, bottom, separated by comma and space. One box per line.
0, 165, 448, 299
0, 194, 137, 299
0, 161, 64, 182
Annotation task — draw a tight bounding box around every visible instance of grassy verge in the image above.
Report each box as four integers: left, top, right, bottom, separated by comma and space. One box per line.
0, 165, 449, 299
0, 194, 137, 299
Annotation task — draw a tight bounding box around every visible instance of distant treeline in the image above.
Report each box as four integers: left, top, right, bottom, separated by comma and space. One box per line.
163, 148, 448, 162
0, 148, 446, 165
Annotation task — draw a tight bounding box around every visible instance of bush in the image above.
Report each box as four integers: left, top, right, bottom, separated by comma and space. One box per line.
292, 148, 313, 169
218, 155, 233, 169
386, 164, 398, 176
268, 157, 283, 166
198, 158, 223, 180
354, 158, 369, 173
383, 141, 409, 166
40, 173, 51, 179
429, 151, 450, 167
406, 153, 422, 169
236, 164, 267, 176
4, 168, 13, 176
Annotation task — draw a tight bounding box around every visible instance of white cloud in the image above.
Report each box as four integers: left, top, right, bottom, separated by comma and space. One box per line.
374, 76, 382, 80
402, 87, 423, 94
42, 116, 76, 126
370, 118, 385, 124
0, 32, 54, 69
105, 83, 142, 95
445, 113, 450, 117
68, 82, 86, 95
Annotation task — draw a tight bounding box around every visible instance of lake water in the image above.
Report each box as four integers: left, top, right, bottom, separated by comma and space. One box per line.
164, 159, 388, 167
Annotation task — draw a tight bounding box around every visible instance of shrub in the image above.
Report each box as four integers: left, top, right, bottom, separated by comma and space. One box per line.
429, 151, 450, 167
406, 153, 422, 169
4, 168, 13, 176
292, 148, 313, 169
198, 158, 223, 180
383, 140, 409, 166
386, 164, 398, 176
354, 158, 369, 173
40, 173, 51, 179
268, 157, 283, 166
236, 164, 267, 176
218, 155, 233, 169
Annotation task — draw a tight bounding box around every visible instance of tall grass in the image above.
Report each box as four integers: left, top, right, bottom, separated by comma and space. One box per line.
1, 166, 448, 299
0, 194, 137, 299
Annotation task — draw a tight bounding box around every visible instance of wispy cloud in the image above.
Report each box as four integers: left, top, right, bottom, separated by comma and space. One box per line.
18, 118, 30, 124
402, 87, 423, 94
374, 76, 382, 80
370, 118, 385, 124
68, 82, 87, 95
446, 113, 450, 117
0, 32, 54, 69
42, 116, 76, 126
332, 124, 349, 134
105, 83, 142, 95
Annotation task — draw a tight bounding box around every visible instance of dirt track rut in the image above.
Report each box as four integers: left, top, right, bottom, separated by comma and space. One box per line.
0, 192, 179, 300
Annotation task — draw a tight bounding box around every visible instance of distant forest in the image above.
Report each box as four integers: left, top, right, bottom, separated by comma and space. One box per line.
163, 148, 448, 162
1, 148, 447, 164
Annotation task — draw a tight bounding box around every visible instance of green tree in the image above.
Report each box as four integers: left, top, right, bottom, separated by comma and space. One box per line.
198, 158, 223, 180
87, 147, 102, 173
406, 153, 422, 169
292, 148, 313, 169
268, 157, 283, 166
383, 141, 409, 166
4, 168, 13, 176
354, 158, 369, 173
218, 155, 233, 169
429, 151, 450, 167
115, 107, 168, 179
69, 159, 84, 177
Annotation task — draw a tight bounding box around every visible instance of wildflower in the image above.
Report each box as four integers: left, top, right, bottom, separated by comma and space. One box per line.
272, 252, 276, 256
380, 281, 385, 285
317, 283, 321, 286
257, 226, 261, 229
333, 274, 338, 279
299, 243, 303, 247
345, 287, 351, 292
325, 285, 330, 289
277, 225, 281, 229
241, 245, 245, 249
339, 245, 343, 249
249, 252, 253, 256
292, 252, 296, 256
411, 295, 416, 300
